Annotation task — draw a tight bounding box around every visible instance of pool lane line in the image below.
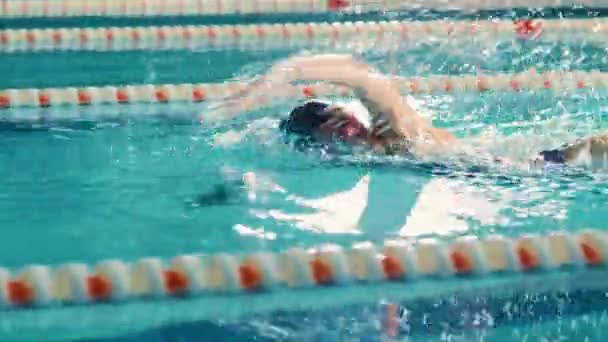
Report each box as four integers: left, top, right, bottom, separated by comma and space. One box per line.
2, 0, 345, 18
0, 229, 606, 311
0, 18, 599, 53
2, 0, 608, 19
0, 69, 605, 116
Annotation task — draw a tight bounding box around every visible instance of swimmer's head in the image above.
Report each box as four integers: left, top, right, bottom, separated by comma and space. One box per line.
279, 100, 370, 147
279, 101, 332, 137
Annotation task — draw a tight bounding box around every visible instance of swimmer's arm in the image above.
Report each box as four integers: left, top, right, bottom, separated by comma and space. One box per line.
290, 54, 455, 143
267, 54, 425, 139
227, 54, 455, 144
351, 76, 456, 145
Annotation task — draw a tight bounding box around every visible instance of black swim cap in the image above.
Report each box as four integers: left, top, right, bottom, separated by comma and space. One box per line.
279, 101, 331, 137
539, 148, 566, 164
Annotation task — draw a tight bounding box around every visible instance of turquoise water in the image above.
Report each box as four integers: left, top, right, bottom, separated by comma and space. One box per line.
4, 10, 608, 341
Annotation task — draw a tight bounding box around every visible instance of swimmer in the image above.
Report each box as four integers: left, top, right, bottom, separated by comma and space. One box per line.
216, 53, 608, 169
194, 55, 608, 205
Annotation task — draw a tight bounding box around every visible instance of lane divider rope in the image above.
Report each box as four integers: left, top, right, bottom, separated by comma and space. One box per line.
1, 0, 348, 18
2, 0, 607, 18
0, 229, 606, 311
0, 69, 605, 115
0, 18, 578, 53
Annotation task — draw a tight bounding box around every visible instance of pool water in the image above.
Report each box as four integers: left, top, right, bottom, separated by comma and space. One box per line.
4, 9, 608, 342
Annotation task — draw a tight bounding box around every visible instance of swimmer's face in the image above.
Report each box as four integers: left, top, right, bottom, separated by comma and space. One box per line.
313, 106, 369, 144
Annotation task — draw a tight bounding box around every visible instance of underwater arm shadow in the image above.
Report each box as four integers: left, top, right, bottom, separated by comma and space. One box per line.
189, 180, 245, 207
